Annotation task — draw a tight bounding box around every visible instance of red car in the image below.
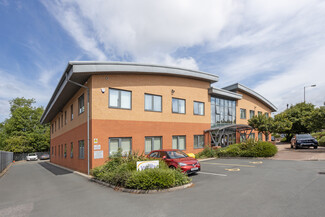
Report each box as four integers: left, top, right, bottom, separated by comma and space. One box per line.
147, 149, 200, 174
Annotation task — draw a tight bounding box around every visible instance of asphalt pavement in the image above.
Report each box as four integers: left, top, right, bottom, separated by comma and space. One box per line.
0, 159, 325, 217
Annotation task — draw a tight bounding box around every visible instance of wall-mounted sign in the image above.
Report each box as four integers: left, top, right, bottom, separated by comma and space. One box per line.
94, 150, 103, 159
136, 160, 159, 171
94, 145, 101, 150
94, 138, 98, 144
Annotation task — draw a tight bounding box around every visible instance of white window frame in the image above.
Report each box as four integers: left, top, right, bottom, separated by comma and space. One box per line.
240, 108, 246, 119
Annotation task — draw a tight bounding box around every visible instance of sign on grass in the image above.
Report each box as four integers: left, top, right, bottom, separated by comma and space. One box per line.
136, 160, 159, 171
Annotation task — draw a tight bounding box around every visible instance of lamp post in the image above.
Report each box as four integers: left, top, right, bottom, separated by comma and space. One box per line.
304, 84, 316, 103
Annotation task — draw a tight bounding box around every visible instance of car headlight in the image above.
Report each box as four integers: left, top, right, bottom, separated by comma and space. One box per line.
178, 162, 187, 166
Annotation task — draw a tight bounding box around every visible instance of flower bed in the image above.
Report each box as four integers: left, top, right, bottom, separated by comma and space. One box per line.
92, 151, 191, 191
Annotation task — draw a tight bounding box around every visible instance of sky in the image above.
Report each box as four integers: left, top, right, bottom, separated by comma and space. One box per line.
0, 0, 324, 122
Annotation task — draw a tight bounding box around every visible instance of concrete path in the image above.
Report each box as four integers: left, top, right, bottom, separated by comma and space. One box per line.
1, 159, 325, 217
272, 143, 325, 161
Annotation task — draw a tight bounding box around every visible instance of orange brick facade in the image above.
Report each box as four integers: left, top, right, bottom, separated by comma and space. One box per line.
49, 72, 274, 173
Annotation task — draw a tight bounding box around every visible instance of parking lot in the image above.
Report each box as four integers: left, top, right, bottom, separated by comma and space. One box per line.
272, 143, 325, 161
1, 158, 325, 217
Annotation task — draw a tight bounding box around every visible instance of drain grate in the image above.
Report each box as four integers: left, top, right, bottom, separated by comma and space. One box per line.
318, 172, 325, 175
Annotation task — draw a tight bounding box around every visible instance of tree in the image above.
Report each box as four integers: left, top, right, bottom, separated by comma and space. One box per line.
0, 97, 50, 153
248, 114, 273, 139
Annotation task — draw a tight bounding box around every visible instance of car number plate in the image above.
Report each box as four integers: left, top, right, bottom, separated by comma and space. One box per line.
191, 167, 199, 171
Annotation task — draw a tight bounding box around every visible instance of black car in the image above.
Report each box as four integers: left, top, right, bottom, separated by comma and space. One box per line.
291, 134, 318, 149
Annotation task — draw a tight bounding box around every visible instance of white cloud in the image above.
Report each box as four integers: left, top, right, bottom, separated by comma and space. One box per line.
0, 69, 53, 121
40, 0, 325, 112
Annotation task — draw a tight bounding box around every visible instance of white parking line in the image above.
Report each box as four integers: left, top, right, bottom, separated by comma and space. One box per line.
197, 172, 227, 176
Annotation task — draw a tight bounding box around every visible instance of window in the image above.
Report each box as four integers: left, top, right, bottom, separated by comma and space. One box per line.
61, 114, 63, 127
78, 94, 85, 114
145, 137, 162, 154
194, 101, 204, 115
109, 88, 132, 109
172, 98, 185, 114
58, 117, 60, 129
55, 146, 56, 156
149, 151, 159, 158
79, 140, 85, 159
58, 145, 60, 157
258, 133, 263, 141
51, 146, 53, 155
211, 97, 236, 127
70, 142, 73, 158
71, 104, 74, 120
240, 109, 246, 119
249, 110, 255, 119
172, 136, 186, 150
64, 144, 67, 158
109, 138, 132, 156
249, 133, 255, 140
258, 111, 262, 116
64, 111, 67, 125
265, 134, 269, 141
144, 94, 162, 112
55, 120, 57, 131
61, 144, 63, 157
51, 124, 54, 134
194, 135, 204, 149
265, 112, 269, 118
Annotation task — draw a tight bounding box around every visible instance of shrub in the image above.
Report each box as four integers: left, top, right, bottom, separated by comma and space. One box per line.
280, 137, 287, 142
125, 168, 190, 190
312, 132, 325, 140
91, 150, 191, 190
195, 147, 217, 159
216, 140, 278, 158
319, 137, 325, 146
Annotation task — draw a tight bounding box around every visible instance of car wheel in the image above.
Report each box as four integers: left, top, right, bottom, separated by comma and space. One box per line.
295, 144, 298, 149
169, 166, 176, 169
314, 146, 318, 149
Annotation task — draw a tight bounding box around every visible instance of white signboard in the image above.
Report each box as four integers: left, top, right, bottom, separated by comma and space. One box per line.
94, 145, 101, 150
94, 150, 103, 159
136, 160, 159, 171
94, 138, 98, 144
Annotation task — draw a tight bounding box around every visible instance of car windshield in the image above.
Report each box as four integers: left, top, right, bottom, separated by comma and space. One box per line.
166, 151, 188, 159
28, 153, 36, 156
296, 134, 313, 139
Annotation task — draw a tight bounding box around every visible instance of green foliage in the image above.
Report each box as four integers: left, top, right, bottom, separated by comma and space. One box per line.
217, 140, 278, 158
248, 114, 274, 139
318, 137, 325, 146
311, 132, 325, 140
0, 97, 50, 152
92, 150, 191, 190
195, 147, 218, 158
280, 137, 287, 142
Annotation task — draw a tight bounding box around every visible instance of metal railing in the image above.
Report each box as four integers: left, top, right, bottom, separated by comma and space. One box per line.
0, 151, 13, 173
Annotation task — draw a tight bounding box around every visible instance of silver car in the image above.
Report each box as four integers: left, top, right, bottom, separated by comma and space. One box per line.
26, 153, 38, 161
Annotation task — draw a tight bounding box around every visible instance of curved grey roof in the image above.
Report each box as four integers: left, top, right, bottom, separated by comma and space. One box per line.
208, 87, 242, 100
40, 61, 219, 124
222, 83, 277, 112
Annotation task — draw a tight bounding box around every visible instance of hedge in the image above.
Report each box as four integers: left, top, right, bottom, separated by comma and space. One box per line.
217, 140, 278, 157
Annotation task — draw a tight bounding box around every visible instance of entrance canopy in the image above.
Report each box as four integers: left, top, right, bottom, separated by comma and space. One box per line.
204, 124, 253, 147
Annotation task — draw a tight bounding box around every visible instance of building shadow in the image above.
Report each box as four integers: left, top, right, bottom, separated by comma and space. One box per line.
39, 162, 73, 176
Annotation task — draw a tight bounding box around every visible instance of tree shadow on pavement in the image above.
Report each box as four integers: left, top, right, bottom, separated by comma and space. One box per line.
39, 162, 73, 175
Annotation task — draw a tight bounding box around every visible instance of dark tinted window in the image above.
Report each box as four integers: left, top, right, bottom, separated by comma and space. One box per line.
296, 134, 313, 139
149, 151, 159, 158
166, 151, 188, 159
